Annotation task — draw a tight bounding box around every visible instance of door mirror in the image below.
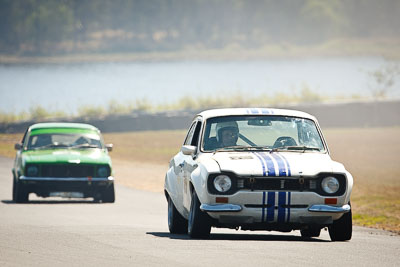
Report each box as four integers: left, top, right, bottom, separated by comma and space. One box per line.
14, 143, 22, 150
105, 144, 113, 152
181, 145, 196, 155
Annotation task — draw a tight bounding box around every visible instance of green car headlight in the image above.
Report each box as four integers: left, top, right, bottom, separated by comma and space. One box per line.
27, 165, 39, 177
97, 166, 109, 177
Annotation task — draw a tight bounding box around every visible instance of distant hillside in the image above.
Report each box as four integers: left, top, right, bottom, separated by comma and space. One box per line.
1, 0, 399, 58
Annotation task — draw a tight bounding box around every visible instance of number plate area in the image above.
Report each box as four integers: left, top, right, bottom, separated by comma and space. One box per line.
49, 192, 84, 198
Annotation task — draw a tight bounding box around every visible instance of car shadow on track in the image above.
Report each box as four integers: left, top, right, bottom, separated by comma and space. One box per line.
146, 232, 329, 242
1, 199, 100, 204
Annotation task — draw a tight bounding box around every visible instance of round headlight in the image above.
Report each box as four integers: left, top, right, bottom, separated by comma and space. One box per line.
213, 175, 232, 193
321, 176, 340, 194
97, 166, 109, 177
27, 166, 38, 176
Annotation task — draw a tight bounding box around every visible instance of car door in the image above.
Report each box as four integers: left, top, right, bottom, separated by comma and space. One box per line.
171, 120, 198, 215
13, 128, 28, 178
182, 119, 202, 212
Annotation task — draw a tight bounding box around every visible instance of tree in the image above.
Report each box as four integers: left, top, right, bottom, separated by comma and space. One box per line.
367, 62, 400, 99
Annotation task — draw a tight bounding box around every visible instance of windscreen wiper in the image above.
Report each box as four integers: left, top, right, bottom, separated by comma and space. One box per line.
214, 145, 270, 153
34, 143, 69, 150
214, 145, 248, 152
245, 146, 271, 151
282, 146, 321, 152
70, 144, 100, 149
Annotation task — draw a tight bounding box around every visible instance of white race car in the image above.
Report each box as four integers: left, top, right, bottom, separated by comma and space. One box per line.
164, 108, 353, 241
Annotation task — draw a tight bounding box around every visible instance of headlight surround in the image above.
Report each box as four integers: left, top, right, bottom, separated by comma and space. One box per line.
213, 175, 232, 193
321, 176, 340, 194
26, 165, 39, 176
97, 166, 109, 177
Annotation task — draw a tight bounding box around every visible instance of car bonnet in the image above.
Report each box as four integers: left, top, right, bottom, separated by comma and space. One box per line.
211, 151, 336, 177
22, 148, 111, 165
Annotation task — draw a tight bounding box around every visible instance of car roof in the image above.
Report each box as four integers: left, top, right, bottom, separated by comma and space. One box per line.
196, 108, 317, 121
29, 122, 99, 131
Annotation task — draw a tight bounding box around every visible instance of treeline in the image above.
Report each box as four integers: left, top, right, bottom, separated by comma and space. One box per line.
0, 0, 400, 56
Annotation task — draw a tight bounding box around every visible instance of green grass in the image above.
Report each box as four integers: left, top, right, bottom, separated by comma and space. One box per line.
353, 214, 389, 226
353, 213, 400, 232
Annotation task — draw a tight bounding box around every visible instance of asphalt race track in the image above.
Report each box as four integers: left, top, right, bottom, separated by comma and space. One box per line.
0, 156, 399, 266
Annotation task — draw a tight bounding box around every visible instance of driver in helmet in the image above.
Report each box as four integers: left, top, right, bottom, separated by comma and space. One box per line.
216, 121, 239, 148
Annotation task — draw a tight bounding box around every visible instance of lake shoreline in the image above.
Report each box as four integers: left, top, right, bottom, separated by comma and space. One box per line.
1, 39, 400, 65
1, 57, 398, 115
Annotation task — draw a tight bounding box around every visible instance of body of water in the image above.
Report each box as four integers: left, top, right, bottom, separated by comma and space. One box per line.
0, 57, 398, 114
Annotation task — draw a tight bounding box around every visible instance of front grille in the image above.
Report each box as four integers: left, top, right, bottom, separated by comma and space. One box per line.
242, 178, 315, 191
41, 164, 95, 178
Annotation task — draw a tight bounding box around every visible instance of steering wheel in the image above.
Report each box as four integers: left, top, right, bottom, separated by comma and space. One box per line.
273, 136, 297, 148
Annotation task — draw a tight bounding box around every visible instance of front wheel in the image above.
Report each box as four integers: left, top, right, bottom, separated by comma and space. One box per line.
101, 184, 115, 203
12, 176, 17, 202
188, 190, 211, 239
15, 180, 29, 203
329, 206, 352, 241
168, 196, 188, 234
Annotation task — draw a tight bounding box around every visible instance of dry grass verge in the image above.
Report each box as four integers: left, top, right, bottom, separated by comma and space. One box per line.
324, 128, 400, 233
1, 127, 399, 233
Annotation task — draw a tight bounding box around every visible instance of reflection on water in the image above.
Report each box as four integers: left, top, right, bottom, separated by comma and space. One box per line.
0, 57, 396, 113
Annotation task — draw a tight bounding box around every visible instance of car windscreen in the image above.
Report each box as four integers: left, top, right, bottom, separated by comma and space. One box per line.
26, 133, 102, 150
202, 115, 326, 152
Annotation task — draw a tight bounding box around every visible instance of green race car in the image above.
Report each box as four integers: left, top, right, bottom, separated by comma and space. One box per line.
12, 122, 115, 203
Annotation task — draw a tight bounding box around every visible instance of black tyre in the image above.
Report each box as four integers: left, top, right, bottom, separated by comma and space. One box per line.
15, 180, 29, 203
329, 207, 352, 241
12, 176, 17, 202
168, 196, 188, 234
301, 226, 321, 238
188, 190, 211, 239
101, 184, 115, 203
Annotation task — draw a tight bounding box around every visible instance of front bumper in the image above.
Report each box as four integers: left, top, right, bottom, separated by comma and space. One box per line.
308, 204, 350, 213
19, 176, 114, 198
200, 204, 242, 212
20, 176, 114, 182
201, 191, 350, 226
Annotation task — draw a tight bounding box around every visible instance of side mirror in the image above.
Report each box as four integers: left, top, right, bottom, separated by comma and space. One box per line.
181, 145, 196, 155
14, 143, 22, 150
105, 144, 113, 152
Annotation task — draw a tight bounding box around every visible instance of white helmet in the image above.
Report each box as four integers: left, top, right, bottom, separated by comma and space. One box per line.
216, 121, 239, 142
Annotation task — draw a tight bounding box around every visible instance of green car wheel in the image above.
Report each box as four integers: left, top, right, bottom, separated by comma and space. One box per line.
15, 180, 29, 203
101, 184, 115, 203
